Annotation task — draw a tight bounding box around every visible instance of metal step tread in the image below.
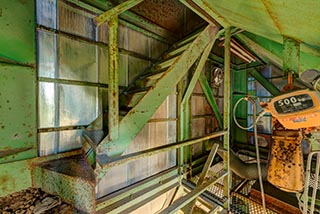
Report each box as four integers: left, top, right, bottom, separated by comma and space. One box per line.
36, 154, 95, 182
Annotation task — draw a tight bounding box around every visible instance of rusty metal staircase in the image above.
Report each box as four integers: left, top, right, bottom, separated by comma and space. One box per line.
32, 25, 219, 214
83, 25, 218, 173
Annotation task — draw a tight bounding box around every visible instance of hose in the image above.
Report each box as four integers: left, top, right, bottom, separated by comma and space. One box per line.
233, 96, 267, 214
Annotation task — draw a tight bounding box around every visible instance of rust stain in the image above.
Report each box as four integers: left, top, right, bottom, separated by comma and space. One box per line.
19, 0, 28, 4
0, 175, 10, 192
130, 0, 185, 34
261, 0, 283, 33
268, 134, 304, 192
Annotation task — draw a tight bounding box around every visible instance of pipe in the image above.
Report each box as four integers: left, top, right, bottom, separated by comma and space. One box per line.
215, 146, 268, 181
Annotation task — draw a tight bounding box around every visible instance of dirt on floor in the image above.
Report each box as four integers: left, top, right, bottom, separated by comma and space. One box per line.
0, 188, 85, 214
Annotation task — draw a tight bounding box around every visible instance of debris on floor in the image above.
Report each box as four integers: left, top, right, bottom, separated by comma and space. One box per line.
0, 188, 85, 214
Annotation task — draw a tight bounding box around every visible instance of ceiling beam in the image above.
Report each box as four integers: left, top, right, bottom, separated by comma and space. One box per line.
95, 0, 144, 26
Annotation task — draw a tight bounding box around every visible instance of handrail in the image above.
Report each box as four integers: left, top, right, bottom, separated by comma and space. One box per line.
97, 130, 227, 169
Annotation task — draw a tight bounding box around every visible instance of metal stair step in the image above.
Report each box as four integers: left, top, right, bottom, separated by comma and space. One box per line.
162, 42, 191, 59
154, 54, 181, 70
126, 88, 150, 108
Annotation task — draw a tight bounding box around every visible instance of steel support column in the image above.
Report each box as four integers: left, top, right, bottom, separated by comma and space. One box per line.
223, 27, 231, 209
283, 36, 300, 75
108, 16, 119, 141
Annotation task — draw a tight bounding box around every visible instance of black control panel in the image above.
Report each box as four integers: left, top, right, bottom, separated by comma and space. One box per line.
274, 94, 314, 114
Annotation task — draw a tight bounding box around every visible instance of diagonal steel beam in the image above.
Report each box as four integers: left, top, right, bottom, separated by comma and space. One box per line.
180, 34, 218, 165
189, 0, 231, 27
95, 0, 144, 26
198, 72, 223, 129
179, 0, 221, 27
159, 170, 228, 214
185, 143, 219, 213
249, 69, 281, 96
181, 36, 218, 106
97, 25, 219, 157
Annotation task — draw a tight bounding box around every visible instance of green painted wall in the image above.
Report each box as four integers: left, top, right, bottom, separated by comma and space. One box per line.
0, 1, 37, 164
0, 1, 36, 64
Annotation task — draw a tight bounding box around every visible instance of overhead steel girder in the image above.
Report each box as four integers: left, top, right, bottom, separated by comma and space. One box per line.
96, 25, 219, 157
95, 0, 144, 26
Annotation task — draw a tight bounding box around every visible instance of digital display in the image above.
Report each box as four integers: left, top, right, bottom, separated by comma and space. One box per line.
274, 94, 314, 114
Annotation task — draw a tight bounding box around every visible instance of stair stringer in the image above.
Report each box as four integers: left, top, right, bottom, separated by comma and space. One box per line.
96, 25, 219, 164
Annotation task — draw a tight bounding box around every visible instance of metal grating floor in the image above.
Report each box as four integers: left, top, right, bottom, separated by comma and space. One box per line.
191, 162, 277, 214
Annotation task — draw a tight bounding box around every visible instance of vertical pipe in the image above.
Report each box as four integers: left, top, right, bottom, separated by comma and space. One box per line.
223, 27, 231, 209
108, 16, 119, 141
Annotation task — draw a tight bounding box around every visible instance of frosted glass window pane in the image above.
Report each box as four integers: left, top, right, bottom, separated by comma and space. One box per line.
59, 36, 97, 82
36, 0, 56, 28
39, 82, 56, 128
59, 2, 95, 39
59, 130, 82, 153
59, 84, 98, 126
39, 132, 56, 156
38, 30, 56, 78
128, 28, 149, 56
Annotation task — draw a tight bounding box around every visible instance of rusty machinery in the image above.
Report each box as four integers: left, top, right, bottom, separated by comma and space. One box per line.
234, 69, 320, 212
265, 70, 320, 193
